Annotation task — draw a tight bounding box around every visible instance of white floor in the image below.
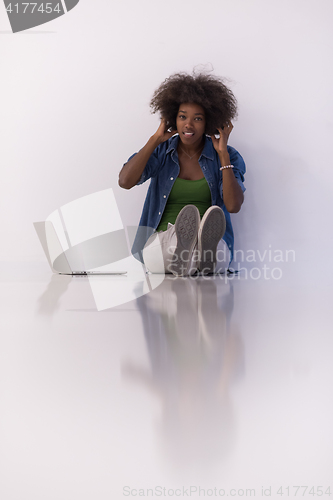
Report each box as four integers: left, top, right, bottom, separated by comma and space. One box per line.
1, 262, 332, 500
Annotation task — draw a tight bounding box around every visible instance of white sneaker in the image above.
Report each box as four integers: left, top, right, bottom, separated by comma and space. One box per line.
168, 205, 200, 277
198, 206, 226, 274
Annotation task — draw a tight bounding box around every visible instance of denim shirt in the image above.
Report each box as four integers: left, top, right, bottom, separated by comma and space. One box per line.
128, 134, 246, 263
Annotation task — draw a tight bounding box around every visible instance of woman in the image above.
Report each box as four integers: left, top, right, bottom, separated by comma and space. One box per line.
119, 72, 246, 276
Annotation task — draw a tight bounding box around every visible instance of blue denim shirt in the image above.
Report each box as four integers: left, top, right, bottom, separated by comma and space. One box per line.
129, 134, 246, 263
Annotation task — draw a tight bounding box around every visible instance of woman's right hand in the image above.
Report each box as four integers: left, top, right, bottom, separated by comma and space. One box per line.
152, 119, 176, 144
119, 119, 175, 190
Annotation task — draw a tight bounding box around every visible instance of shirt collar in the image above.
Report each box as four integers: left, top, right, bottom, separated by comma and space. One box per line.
166, 134, 214, 160
201, 135, 214, 160
166, 135, 179, 155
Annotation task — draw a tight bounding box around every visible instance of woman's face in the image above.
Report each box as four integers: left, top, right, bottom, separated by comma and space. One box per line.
176, 103, 206, 145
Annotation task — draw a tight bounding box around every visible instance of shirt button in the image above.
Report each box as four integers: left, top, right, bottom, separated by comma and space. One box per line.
159, 212, 161, 215
170, 177, 174, 180
163, 195, 166, 198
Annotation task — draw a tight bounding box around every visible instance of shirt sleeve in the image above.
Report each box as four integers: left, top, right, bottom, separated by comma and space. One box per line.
123, 144, 163, 186
228, 147, 246, 193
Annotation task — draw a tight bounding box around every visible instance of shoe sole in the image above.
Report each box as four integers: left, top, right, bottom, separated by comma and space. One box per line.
169, 205, 200, 276
198, 206, 226, 274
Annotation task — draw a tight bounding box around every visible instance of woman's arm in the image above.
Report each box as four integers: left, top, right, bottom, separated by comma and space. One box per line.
118, 120, 175, 190
210, 123, 244, 213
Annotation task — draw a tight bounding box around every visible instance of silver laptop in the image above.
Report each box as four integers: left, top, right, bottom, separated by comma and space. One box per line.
34, 188, 132, 275
34, 221, 127, 275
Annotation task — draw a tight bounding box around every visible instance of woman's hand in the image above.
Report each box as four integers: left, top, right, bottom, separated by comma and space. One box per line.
119, 119, 175, 190
210, 122, 233, 154
152, 118, 176, 145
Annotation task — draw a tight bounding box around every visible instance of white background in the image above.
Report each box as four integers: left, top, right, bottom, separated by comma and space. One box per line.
1, 4, 333, 498
0, 0, 332, 275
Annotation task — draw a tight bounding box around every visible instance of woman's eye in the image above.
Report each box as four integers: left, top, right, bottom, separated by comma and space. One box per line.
195, 117, 202, 121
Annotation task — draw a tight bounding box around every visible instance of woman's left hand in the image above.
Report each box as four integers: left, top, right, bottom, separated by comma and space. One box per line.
210, 122, 233, 154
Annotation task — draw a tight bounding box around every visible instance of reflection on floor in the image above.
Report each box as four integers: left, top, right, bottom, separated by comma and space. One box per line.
125, 278, 242, 475
0, 263, 332, 499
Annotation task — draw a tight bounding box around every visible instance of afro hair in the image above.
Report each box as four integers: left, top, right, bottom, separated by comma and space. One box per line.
150, 72, 238, 135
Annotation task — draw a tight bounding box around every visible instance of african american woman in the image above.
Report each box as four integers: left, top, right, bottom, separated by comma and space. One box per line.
119, 72, 246, 276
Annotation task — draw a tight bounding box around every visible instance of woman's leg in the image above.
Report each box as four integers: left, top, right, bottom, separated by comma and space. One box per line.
215, 238, 231, 274
198, 206, 226, 274
143, 230, 230, 274
143, 206, 200, 276
142, 224, 176, 274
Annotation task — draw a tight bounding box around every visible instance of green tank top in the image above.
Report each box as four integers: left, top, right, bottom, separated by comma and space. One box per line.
157, 176, 212, 232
